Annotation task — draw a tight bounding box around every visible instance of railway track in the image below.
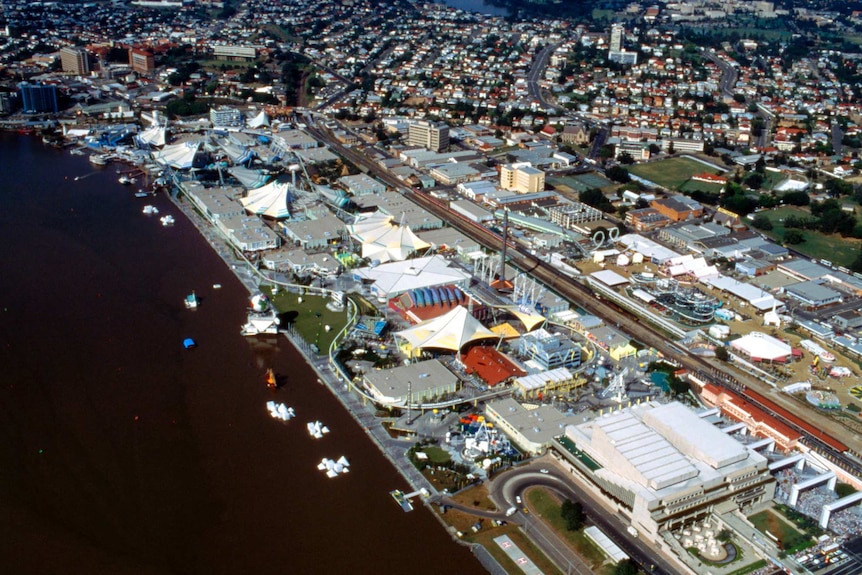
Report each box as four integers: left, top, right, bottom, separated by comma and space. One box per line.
404, 188, 862, 474
300, 121, 862, 476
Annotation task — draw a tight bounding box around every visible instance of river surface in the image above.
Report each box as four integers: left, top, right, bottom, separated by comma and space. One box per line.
0, 132, 483, 574
438, 0, 511, 17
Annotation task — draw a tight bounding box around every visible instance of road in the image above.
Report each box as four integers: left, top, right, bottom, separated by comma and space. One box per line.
527, 43, 562, 114
481, 458, 681, 575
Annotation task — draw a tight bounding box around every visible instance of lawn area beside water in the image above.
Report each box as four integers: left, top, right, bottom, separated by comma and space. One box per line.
628, 157, 707, 189
261, 287, 349, 353
755, 206, 861, 267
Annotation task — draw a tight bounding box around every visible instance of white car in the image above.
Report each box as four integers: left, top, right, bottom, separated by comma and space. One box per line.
539, 468, 549, 474
515, 496, 522, 504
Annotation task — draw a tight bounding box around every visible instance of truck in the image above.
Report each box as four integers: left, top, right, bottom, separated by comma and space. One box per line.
506, 507, 518, 517
627, 526, 639, 538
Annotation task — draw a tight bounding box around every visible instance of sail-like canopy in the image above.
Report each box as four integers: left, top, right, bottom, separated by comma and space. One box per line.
136, 124, 166, 147
218, 140, 253, 165
395, 306, 497, 356
503, 306, 546, 331
247, 109, 270, 128
239, 180, 292, 219
152, 140, 201, 169
229, 166, 270, 189
347, 211, 429, 263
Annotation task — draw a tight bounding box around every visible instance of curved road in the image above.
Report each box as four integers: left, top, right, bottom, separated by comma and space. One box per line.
440, 458, 682, 575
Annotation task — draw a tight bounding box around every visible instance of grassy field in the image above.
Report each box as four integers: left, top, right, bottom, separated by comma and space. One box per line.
756, 206, 861, 267
629, 157, 707, 189
749, 509, 811, 551
526, 487, 610, 572
679, 179, 724, 194
262, 289, 349, 352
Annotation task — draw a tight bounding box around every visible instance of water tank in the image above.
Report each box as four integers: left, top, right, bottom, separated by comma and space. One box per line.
617, 254, 630, 267
632, 252, 644, 264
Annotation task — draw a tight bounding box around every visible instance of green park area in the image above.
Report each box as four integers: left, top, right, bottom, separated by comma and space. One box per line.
628, 157, 709, 190
749, 509, 812, 552
261, 287, 349, 353
755, 206, 861, 267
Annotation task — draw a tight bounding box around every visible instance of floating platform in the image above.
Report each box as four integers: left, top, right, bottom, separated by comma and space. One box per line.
390, 490, 413, 512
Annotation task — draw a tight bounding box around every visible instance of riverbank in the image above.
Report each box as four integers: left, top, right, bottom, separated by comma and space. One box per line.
164, 188, 500, 567
0, 133, 484, 574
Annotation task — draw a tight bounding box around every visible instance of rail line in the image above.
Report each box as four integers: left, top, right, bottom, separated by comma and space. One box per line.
403, 188, 862, 474
299, 122, 862, 477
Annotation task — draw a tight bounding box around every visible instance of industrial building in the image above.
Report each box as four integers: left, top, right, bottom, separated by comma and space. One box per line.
553, 401, 775, 541
362, 358, 458, 405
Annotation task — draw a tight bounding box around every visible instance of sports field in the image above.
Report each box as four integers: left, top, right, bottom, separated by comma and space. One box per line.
629, 157, 707, 189
756, 206, 861, 267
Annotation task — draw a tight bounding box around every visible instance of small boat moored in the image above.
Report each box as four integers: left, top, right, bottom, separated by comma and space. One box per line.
266, 368, 277, 390
143, 205, 159, 215
184, 291, 199, 309
160, 215, 175, 226
183, 338, 197, 349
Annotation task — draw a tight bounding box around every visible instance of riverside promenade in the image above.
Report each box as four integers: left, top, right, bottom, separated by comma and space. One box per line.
167, 191, 510, 573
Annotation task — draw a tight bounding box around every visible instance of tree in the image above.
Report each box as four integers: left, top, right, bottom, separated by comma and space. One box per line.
782, 190, 810, 206
580, 188, 614, 212
560, 499, 585, 531
614, 558, 639, 575
751, 214, 773, 231
606, 165, 631, 183
745, 172, 764, 190
850, 247, 862, 274
784, 229, 805, 245
618, 151, 635, 165
715, 346, 729, 361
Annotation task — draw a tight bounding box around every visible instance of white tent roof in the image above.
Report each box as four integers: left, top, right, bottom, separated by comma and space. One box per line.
396, 306, 497, 353
153, 140, 201, 169
348, 211, 429, 263
229, 166, 270, 189
247, 109, 270, 128
730, 332, 791, 361
353, 255, 471, 298
137, 124, 166, 147
239, 180, 292, 219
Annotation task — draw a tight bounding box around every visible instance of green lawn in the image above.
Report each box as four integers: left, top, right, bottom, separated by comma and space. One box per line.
422, 446, 451, 465
749, 509, 811, 551
526, 488, 609, 570
262, 288, 349, 353
629, 157, 707, 189
755, 206, 861, 267
679, 179, 725, 194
